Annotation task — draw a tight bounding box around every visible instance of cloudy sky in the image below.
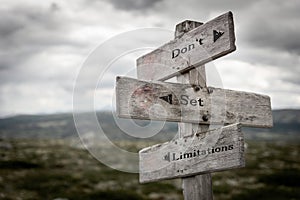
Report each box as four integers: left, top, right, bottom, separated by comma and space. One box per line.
0, 0, 300, 117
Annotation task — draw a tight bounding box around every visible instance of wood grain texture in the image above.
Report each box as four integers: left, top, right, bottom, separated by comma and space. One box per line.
139, 123, 245, 183
182, 174, 213, 200
116, 76, 273, 128
136, 11, 236, 81
178, 67, 213, 200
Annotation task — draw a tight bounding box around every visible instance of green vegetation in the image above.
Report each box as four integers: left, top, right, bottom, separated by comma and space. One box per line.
0, 139, 299, 200
212, 142, 300, 200
0, 139, 182, 200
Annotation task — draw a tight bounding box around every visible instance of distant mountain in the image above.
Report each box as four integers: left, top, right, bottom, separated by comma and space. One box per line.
0, 113, 77, 139
243, 109, 300, 141
0, 111, 177, 141
0, 109, 299, 141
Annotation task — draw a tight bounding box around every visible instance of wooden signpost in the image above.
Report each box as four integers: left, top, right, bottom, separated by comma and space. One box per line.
116, 76, 272, 128
115, 11, 273, 200
137, 12, 236, 81
139, 123, 244, 183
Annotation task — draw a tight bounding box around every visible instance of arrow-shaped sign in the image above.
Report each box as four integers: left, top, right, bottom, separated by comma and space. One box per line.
116, 76, 273, 128
139, 123, 245, 183
137, 12, 236, 81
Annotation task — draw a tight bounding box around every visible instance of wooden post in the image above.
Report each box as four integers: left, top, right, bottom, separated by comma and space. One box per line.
175, 21, 213, 200
116, 12, 272, 199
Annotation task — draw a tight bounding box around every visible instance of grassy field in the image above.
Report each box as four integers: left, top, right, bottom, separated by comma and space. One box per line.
0, 139, 299, 200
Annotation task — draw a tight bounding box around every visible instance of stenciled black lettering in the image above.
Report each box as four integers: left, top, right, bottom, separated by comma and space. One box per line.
171, 43, 197, 59
190, 99, 197, 106
183, 152, 193, 158
188, 43, 195, 51
181, 47, 187, 54
179, 95, 205, 106
172, 49, 180, 59
180, 95, 189, 105
215, 147, 221, 152
207, 148, 211, 154
166, 143, 235, 162
198, 98, 204, 106
198, 38, 203, 45
221, 146, 228, 151
193, 150, 197, 157
196, 38, 203, 45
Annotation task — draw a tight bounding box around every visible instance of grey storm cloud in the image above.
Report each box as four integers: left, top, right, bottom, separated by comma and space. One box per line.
190, 0, 256, 11
0, 1, 88, 101
0, 0, 300, 116
0, 3, 85, 72
107, 0, 163, 11
0, 4, 61, 41
239, 1, 300, 55
2, 3, 81, 44
246, 22, 300, 55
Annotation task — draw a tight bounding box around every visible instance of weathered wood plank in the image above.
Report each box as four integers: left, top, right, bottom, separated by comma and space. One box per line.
139, 123, 245, 183
116, 76, 273, 128
137, 11, 236, 81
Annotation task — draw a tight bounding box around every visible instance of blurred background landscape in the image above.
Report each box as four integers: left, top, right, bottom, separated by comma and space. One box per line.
0, 109, 299, 200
